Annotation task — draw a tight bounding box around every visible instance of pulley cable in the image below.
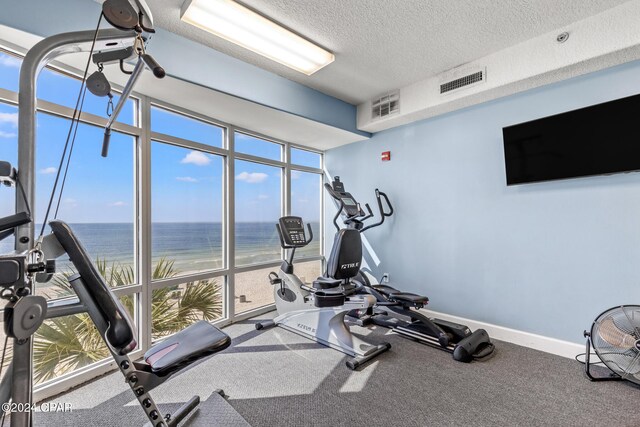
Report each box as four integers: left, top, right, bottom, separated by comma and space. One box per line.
53, 84, 89, 220
39, 13, 103, 237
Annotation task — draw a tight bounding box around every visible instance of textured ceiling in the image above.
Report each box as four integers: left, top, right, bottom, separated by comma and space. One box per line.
143, 0, 628, 104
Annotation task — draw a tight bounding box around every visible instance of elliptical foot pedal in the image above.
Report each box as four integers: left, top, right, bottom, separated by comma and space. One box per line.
372, 314, 404, 328
345, 314, 367, 326
345, 309, 374, 326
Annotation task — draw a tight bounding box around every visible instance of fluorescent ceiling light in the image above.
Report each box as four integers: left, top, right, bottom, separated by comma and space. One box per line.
181, 0, 335, 75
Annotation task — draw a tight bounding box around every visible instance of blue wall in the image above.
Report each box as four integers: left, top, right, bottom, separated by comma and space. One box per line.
325, 60, 640, 343
0, 0, 366, 137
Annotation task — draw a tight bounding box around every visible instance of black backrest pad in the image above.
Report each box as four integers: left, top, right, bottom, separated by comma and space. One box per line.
326, 229, 362, 280
50, 220, 136, 354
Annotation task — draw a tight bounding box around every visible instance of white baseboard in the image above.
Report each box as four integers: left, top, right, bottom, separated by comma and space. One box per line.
420, 308, 589, 360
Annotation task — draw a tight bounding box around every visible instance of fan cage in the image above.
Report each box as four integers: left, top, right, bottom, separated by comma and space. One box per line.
590, 305, 640, 384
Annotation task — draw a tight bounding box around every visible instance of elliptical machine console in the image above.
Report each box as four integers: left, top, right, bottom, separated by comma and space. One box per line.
256, 216, 391, 369
325, 176, 495, 363
328, 179, 362, 217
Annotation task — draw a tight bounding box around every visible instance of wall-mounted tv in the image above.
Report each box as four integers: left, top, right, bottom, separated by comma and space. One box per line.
502, 94, 640, 185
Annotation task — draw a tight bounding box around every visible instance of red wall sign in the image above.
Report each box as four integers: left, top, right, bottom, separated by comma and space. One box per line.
381, 151, 391, 161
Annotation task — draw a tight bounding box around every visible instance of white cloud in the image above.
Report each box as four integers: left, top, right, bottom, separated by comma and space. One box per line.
291, 170, 302, 180
0, 112, 18, 127
109, 201, 126, 207
236, 171, 268, 184
0, 131, 16, 138
39, 167, 57, 175
176, 176, 198, 183
258, 194, 269, 200
298, 198, 309, 203
0, 55, 20, 68
64, 198, 78, 208
180, 151, 211, 166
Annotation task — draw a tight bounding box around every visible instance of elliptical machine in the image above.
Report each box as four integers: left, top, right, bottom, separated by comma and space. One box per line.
325, 177, 495, 362
255, 216, 391, 369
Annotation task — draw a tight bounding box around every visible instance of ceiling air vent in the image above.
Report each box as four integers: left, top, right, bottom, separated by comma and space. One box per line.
440, 67, 486, 95
371, 91, 400, 120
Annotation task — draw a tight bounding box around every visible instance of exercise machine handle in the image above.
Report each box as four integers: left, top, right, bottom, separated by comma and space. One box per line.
101, 128, 111, 158
275, 223, 287, 248
360, 189, 393, 233
332, 198, 344, 232
324, 182, 340, 201
305, 222, 314, 245
377, 190, 394, 217
325, 181, 343, 231
365, 203, 373, 215
360, 203, 374, 221
141, 53, 165, 78
102, 53, 164, 157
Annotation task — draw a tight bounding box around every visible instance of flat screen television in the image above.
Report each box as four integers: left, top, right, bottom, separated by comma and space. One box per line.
502, 94, 640, 185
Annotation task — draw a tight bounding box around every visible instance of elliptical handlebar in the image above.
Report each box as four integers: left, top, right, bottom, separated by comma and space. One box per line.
362, 203, 374, 221
360, 189, 394, 233
376, 190, 394, 217
326, 182, 343, 231
326, 181, 373, 231
325, 177, 394, 233
324, 182, 340, 199
331, 198, 344, 232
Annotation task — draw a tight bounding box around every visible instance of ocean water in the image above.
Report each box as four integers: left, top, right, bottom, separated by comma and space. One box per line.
0, 222, 320, 277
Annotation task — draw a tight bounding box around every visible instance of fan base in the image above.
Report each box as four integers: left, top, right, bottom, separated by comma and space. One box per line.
584, 337, 623, 382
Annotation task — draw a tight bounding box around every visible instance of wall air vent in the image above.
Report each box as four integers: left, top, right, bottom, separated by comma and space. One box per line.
440, 67, 486, 95
371, 91, 400, 120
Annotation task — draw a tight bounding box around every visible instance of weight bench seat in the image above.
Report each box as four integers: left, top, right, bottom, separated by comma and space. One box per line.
144, 320, 231, 377
51, 220, 232, 374
49, 219, 232, 426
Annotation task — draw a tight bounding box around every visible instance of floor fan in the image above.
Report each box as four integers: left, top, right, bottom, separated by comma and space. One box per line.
584, 305, 640, 383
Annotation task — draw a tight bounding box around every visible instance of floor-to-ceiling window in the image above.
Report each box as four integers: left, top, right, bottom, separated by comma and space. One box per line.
233, 133, 284, 313
149, 106, 227, 342
0, 45, 324, 396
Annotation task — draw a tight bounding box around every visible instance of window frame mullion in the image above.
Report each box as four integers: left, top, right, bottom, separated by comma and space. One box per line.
138, 95, 153, 354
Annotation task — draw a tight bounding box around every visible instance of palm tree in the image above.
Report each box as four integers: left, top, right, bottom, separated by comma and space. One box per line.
33, 258, 222, 383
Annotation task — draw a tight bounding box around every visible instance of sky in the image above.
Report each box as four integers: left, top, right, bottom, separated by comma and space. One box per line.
0, 50, 321, 226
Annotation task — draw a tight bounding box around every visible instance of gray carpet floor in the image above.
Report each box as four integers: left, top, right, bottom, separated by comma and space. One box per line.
39, 312, 639, 426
